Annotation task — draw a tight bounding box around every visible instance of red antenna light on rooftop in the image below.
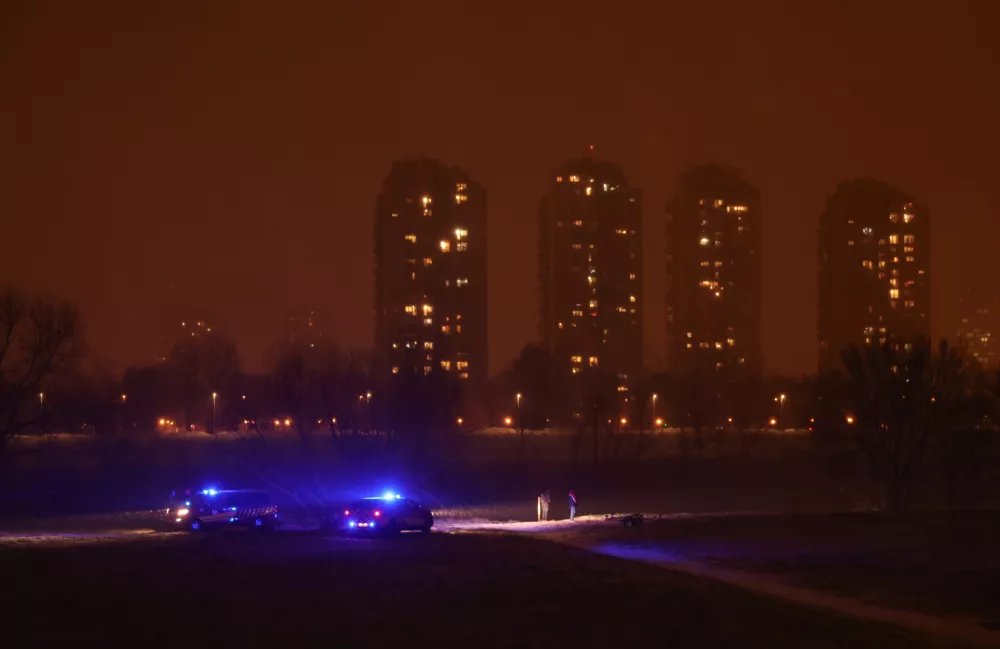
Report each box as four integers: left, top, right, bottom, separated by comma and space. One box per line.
588, 144, 594, 150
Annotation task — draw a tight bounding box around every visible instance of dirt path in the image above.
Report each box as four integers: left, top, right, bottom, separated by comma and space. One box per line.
585, 543, 1000, 648
439, 516, 1000, 647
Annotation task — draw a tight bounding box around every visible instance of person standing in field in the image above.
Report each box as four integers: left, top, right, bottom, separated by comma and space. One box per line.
568, 489, 578, 521
539, 489, 551, 521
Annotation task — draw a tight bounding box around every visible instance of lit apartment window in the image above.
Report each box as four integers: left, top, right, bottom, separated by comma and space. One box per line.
440, 240, 450, 252
456, 324, 462, 333
727, 338, 735, 346
616, 306, 626, 313
455, 194, 467, 204
404, 305, 416, 315
588, 300, 598, 308
571, 309, 583, 317
889, 289, 900, 299
848, 240, 855, 246
904, 300, 915, 308
616, 229, 628, 235
699, 237, 710, 246
572, 220, 583, 227
585, 186, 592, 196
456, 183, 467, 192
423, 258, 433, 266
686, 343, 693, 349
569, 175, 580, 183
404, 234, 417, 243
441, 325, 450, 334
459, 372, 469, 380
571, 355, 582, 364
888, 234, 899, 244
629, 273, 636, 280
556, 176, 563, 183
715, 342, 723, 350
455, 228, 468, 239
424, 341, 433, 349
889, 213, 899, 223
905, 256, 915, 262
571, 367, 580, 374
713, 199, 723, 208
440, 360, 451, 371
557, 322, 563, 329
457, 242, 467, 251
422, 304, 433, 316
423, 366, 432, 375
456, 361, 468, 370
572, 243, 582, 250
456, 278, 468, 287
862, 227, 873, 235
588, 356, 598, 367
903, 213, 914, 223
629, 295, 636, 303
421, 195, 432, 207
903, 234, 915, 244
391, 366, 399, 374
862, 260, 873, 269
423, 317, 433, 326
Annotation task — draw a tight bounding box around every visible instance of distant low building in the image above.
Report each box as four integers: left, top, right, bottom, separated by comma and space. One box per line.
957, 289, 997, 368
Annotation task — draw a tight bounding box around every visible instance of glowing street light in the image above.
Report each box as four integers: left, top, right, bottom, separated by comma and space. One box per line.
39, 392, 44, 407
769, 417, 778, 428
211, 392, 218, 433
845, 415, 855, 425
504, 416, 513, 427
120, 393, 127, 404
456, 417, 464, 425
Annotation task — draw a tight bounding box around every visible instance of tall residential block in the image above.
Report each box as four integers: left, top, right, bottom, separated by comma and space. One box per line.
374, 158, 488, 383
665, 165, 762, 375
538, 158, 643, 388
818, 178, 930, 370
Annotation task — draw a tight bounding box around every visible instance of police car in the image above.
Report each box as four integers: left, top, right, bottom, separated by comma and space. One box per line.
332, 493, 433, 535
166, 488, 279, 531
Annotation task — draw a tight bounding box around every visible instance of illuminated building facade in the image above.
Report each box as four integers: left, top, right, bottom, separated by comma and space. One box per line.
538, 158, 643, 387
957, 289, 996, 368
374, 158, 487, 383
665, 165, 762, 375
818, 178, 931, 371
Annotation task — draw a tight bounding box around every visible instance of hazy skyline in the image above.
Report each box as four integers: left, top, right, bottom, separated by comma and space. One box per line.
3, 1, 998, 376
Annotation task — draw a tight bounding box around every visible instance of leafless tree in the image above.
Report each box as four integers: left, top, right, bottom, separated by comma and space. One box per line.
0, 288, 80, 448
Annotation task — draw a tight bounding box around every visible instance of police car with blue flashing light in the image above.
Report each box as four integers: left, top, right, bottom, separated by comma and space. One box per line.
165, 488, 279, 531
329, 493, 433, 535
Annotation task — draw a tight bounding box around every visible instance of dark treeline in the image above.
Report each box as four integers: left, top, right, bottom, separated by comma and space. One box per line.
3, 287, 999, 511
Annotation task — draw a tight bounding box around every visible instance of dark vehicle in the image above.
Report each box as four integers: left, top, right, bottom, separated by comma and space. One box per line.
165, 489, 279, 531
329, 494, 433, 535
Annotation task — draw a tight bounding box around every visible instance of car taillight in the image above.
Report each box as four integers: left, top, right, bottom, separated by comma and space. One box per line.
273, 505, 279, 513
344, 510, 350, 516
374, 510, 381, 517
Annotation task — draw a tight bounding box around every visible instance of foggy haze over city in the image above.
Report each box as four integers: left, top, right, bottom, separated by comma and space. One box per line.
3, 0, 998, 375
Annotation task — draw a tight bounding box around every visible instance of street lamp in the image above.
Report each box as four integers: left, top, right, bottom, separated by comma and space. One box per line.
39, 392, 44, 408
651, 393, 658, 427
212, 392, 218, 433
515, 393, 522, 433
775, 393, 787, 413
120, 393, 127, 404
